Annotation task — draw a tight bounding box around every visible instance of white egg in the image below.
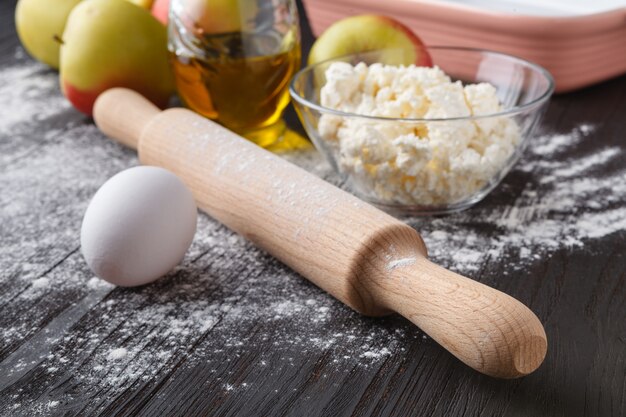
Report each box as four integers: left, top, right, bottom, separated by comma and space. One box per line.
81, 166, 197, 287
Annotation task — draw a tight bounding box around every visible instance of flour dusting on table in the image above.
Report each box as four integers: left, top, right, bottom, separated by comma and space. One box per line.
0, 61, 69, 135
1, 54, 625, 411
413, 124, 626, 272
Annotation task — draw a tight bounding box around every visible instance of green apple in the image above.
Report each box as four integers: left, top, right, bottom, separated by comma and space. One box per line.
15, 0, 82, 69
60, 0, 174, 116
308, 15, 432, 67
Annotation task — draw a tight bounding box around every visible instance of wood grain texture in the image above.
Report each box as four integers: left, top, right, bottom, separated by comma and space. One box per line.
1, 0, 625, 415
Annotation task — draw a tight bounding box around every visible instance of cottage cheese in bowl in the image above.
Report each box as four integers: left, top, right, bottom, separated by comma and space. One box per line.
290, 47, 555, 215
317, 62, 521, 207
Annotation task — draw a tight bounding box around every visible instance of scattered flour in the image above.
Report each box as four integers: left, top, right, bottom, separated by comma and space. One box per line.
87, 276, 115, 290
406, 124, 626, 271
31, 277, 50, 289
387, 257, 417, 270
0, 61, 69, 135
107, 348, 128, 361
360, 347, 392, 359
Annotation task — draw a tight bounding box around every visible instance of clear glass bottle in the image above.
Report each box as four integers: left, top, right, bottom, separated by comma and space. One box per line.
168, 0, 305, 150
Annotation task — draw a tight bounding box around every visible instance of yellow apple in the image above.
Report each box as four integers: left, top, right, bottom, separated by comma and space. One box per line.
15, 0, 82, 69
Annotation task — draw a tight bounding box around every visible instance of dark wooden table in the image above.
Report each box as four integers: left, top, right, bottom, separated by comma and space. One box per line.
1, 1, 625, 416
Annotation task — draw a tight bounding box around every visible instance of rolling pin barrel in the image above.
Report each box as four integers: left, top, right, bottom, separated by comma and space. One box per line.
94, 88, 547, 378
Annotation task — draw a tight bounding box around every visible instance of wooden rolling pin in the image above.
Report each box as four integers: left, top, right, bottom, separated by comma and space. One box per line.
93, 88, 547, 378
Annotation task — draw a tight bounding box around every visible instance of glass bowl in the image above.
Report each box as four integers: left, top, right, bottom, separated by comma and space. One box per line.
289, 47, 554, 215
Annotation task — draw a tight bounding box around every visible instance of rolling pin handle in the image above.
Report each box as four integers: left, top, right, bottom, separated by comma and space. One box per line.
376, 258, 547, 378
93, 88, 160, 150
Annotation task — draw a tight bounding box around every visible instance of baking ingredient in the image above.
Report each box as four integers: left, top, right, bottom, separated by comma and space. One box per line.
168, 0, 300, 145
14, 0, 82, 69
60, 0, 174, 116
0, 59, 70, 134
318, 62, 520, 206
107, 347, 129, 360
308, 15, 432, 67
170, 33, 300, 134
151, 0, 170, 24
80, 166, 197, 287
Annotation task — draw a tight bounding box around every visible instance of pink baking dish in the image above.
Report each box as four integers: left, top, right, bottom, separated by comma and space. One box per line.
302, 0, 626, 92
